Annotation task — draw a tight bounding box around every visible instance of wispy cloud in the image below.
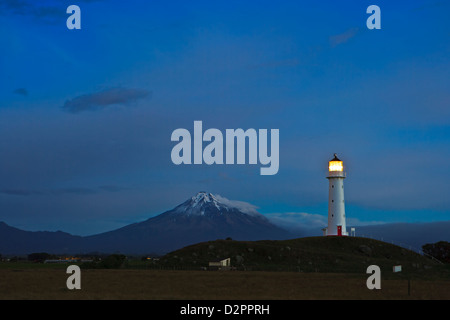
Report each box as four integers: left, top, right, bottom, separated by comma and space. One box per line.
214, 194, 261, 216
329, 27, 359, 47
61, 87, 151, 114
264, 211, 385, 232
0, 0, 104, 19
0, 0, 64, 24
13, 88, 28, 96
0, 0, 105, 29
0, 185, 128, 196
0, 0, 29, 16
0, 189, 44, 196
265, 212, 327, 230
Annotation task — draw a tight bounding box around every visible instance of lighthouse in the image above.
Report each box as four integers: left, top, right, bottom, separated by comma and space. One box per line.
324, 153, 348, 236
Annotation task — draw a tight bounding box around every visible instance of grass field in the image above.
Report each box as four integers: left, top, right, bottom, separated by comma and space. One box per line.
1, 237, 448, 300
0, 267, 449, 300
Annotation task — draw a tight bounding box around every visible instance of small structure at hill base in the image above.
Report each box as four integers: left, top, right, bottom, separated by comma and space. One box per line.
208, 258, 231, 270
393, 265, 402, 273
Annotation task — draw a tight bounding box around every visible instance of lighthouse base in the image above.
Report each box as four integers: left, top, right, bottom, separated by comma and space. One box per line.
322, 226, 348, 237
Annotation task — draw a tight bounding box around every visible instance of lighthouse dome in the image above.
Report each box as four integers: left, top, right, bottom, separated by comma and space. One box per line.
331, 153, 341, 161
328, 153, 344, 173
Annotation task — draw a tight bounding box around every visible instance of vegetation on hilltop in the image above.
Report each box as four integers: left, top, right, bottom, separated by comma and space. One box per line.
157, 236, 450, 279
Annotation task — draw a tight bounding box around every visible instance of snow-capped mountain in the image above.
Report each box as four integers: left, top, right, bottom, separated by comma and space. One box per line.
2, 192, 450, 255
83, 192, 290, 254
0, 192, 290, 255
173, 192, 262, 217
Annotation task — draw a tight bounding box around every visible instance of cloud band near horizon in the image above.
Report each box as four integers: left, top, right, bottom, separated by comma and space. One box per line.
61, 87, 151, 113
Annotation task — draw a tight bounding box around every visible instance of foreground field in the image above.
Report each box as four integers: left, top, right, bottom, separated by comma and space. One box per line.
0, 268, 449, 300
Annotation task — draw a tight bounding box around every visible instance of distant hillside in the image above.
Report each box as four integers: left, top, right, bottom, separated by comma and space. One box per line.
351, 222, 450, 251
0, 192, 290, 255
1, 191, 449, 256
293, 221, 450, 252
0, 222, 83, 255
157, 236, 449, 278
84, 192, 289, 254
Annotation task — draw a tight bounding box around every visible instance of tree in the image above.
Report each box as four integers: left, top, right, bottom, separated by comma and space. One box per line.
99, 254, 127, 269
27, 252, 56, 263
80, 254, 127, 269
422, 241, 450, 263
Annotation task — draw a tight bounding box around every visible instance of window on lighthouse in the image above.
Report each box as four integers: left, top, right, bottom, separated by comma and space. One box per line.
329, 161, 343, 172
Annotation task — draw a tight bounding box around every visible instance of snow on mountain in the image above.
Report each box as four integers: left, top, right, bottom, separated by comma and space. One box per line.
0, 192, 291, 255
82, 191, 289, 254
2, 191, 450, 255
173, 191, 262, 217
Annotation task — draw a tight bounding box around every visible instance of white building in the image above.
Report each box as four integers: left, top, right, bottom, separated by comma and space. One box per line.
208, 258, 231, 269
323, 154, 348, 236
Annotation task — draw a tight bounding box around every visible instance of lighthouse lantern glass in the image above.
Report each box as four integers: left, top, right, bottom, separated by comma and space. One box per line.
329, 160, 343, 172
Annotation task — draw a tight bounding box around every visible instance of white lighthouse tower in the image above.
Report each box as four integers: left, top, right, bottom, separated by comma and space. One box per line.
325, 153, 348, 236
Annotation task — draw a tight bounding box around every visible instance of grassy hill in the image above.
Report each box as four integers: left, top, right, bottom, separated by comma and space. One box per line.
157, 236, 450, 279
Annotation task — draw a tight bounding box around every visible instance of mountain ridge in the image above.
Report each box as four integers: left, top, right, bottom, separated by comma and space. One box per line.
0, 192, 449, 255
83, 192, 289, 254
0, 192, 290, 255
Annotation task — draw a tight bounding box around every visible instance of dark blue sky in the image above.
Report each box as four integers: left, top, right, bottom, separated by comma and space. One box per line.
1, 0, 449, 235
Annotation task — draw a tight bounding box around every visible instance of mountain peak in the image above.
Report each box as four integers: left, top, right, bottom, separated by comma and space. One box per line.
191, 191, 219, 206
174, 192, 223, 215
173, 192, 261, 217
